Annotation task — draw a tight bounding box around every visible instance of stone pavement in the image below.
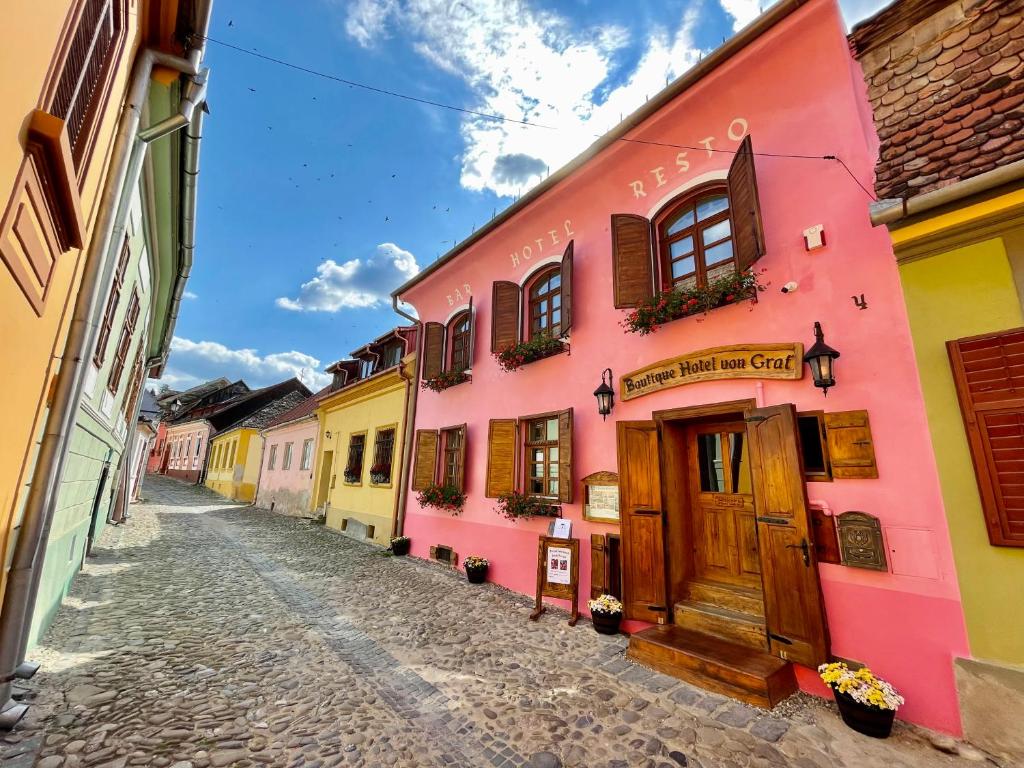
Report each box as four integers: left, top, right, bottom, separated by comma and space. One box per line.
0, 476, 992, 768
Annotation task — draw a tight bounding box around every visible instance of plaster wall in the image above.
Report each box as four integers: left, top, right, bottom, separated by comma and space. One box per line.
256, 419, 318, 517
397, 0, 969, 733
164, 421, 211, 483
206, 428, 260, 503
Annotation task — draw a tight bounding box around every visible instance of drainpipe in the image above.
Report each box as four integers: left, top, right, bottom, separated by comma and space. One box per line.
391, 296, 422, 539
0, 3, 213, 728
251, 434, 267, 508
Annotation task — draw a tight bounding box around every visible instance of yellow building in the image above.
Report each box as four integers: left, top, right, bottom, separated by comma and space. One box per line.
853, 1, 1024, 760
313, 328, 417, 546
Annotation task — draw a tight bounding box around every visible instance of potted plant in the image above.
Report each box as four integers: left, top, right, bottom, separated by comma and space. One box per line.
494, 333, 566, 372
818, 662, 904, 738
588, 594, 624, 635
494, 490, 560, 521
343, 465, 361, 484
416, 483, 466, 515
369, 463, 391, 484
421, 369, 471, 392
464, 555, 489, 583
389, 536, 411, 556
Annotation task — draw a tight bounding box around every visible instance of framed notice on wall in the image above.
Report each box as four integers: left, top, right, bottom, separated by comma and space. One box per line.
582, 471, 619, 523
530, 536, 579, 625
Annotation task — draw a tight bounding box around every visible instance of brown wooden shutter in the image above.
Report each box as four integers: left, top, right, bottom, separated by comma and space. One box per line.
590, 533, 608, 599
411, 430, 439, 491
557, 408, 573, 503
616, 420, 667, 623
728, 134, 766, 272
823, 410, 878, 479
490, 281, 521, 353
485, 418, 517, 497
422, 321, 445, 381
560, 240, 574, 335
455, 423, 468, 493
611, 214, 654, 308
466, 295, 475, 369
747, 404, 830, 668
94, 236, 130, 366
949, 328, 1024, 547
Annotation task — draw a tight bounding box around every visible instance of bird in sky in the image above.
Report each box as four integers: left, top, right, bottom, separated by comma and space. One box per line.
247, 87, 256, 93
228, 20, 233, 26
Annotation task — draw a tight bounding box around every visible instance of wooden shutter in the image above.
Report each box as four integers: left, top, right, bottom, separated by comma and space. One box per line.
949, 328, 1024, 546
590, 533, 608, 599
411, 430, 439, 491
490, 281, 521, 353
422, 321, 445, 381
557, 408, 573, 503
466, 295, 475, 369
728, 134, 766, 272
823, 410, 878, 479
560, 240, 574, 335
485, 418, 517, 497
747, 404, 830, 668
94, 236, 130, 365
617, 420, 667, 623
455, 424, 468, 492
611, 214, 655, 308
107, 289, 139, 394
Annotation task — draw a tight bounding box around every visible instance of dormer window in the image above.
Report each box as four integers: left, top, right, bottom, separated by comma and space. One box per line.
359, 358, 374, 379
380, 341, 403, 369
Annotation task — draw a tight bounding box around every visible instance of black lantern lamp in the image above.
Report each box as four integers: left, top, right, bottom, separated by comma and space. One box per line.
594, 368, 615, 420
804, 321, 840, 396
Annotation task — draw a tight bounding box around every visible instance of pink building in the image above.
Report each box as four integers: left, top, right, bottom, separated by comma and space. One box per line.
394, 0, 969, 734
255, 391, 323, 517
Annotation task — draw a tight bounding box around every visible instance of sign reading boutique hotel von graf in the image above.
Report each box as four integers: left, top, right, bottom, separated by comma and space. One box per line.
621, 343, 804, 401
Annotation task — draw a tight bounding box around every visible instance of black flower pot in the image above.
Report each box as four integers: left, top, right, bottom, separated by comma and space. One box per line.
592, 611, 622, 635
466, 566, 488, 584
390, 539, 410, 556
832, 688, 896, 738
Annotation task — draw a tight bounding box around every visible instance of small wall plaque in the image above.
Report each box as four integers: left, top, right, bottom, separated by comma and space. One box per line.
837, 511, 887, 571
582, 471, 620, 523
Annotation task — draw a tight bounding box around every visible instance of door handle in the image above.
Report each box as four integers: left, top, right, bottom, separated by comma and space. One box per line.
786, 538, 811, 567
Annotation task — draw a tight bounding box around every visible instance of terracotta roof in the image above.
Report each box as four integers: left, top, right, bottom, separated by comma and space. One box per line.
263, 386, 330, 431
851, 0, 1024, 201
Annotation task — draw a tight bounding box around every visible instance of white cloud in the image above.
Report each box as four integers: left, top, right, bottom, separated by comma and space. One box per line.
183, 290, 198, 300
276, 242, 419, 312
341, 0, 703, 198
719, 0, 765, 31
162, 337, 332, 390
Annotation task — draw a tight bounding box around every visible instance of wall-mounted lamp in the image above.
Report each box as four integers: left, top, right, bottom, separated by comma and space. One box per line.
325, 431, 333, 440
803, 321, 840, 396
593, 368, 615, 420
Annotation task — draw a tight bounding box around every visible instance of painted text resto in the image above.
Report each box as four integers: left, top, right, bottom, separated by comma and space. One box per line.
620, 343, 803, 400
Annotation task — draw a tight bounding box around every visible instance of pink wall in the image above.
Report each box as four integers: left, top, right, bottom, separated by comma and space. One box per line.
256, 418, 318, 516
397, 0, 968, 734
163, 421, 211, 483
146, 421, 167, 473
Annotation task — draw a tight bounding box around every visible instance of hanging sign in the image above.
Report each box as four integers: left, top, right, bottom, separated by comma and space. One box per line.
620, 343, 803, 401
530, 536, 580, 625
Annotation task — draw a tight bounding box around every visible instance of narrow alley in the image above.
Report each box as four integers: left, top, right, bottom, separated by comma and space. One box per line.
1, 477, 975, 768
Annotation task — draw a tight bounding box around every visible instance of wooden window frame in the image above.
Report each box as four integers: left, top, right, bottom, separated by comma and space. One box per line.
370, 425, 398, 487
654, 182, 735, 291
94, 235, 130, 366
796, 411, 833, 483
522, 411, 561, 500
440, 425, 465, 490
282, 442, 293, 471
106, 287, 139, 394
344, 431, 367, 486
448, 311, 472, 373
300, 438, 314, 471
526, 266, 563, 341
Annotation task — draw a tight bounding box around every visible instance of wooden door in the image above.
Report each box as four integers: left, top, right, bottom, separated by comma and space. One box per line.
316, 450, 333, 508
617, 421, 667, 623
747, 405, 829, 667
687, 422, 760, 590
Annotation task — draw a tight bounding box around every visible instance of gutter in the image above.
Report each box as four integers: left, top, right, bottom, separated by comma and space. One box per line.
391, 0, 808, 300
870, 159, 1024, 227
391, 296, 422, 539
0, 0, 214, 728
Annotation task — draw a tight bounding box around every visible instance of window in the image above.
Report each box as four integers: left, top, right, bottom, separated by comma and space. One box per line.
300, 438, 314, 470
229, 442, 237, 468
282, 442, 293, 470
371, 428, 396, 484
696, 430, 751, 494
528, 267, 562, 340
411, 425, 467, 492
358, 358, 375, 379
526, 415, 560, 497
485, 410, 573, 503
51, 0, 126, 168
797, 413, 832, 482
344, 433, 366, 484
107, 288, 139, 394
268, 444, 278, 470
448, 312, 472, 373
658, 188, 734, 289
379, 342, 403, 370
94, 236, 130, 366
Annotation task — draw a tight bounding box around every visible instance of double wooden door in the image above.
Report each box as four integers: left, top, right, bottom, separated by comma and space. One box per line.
617, 405, 829, 668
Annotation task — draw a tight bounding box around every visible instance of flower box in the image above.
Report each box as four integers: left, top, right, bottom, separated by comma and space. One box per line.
416, 483, 466, 515
369, 463, 391, 484
495, 491, 561, 521
494, 334, 566, 372
621, 269, 765, 336
343, 469, 361, 484
421, 369, 471, 392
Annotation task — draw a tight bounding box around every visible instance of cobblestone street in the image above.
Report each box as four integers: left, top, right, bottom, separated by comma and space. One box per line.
0, 476, 985, 768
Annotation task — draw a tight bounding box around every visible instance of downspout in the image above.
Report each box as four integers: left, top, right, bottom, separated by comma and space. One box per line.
251, 433, 267, 508
391, 297, 422, 539
0, 4, 213, 727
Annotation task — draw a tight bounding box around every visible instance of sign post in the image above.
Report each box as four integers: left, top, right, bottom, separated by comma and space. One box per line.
530, 535, 580, 625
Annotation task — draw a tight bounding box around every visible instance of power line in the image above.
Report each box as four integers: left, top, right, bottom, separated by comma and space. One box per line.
201, 34, 877, 201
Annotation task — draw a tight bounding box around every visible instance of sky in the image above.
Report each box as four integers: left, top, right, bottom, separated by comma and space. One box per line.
156, 0, 890, 394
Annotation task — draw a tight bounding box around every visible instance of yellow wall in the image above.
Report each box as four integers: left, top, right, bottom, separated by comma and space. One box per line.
0, 2, 150, 606
900, 231, 1024, 665
312, 363, 412, 546
206, 428, 262, 503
